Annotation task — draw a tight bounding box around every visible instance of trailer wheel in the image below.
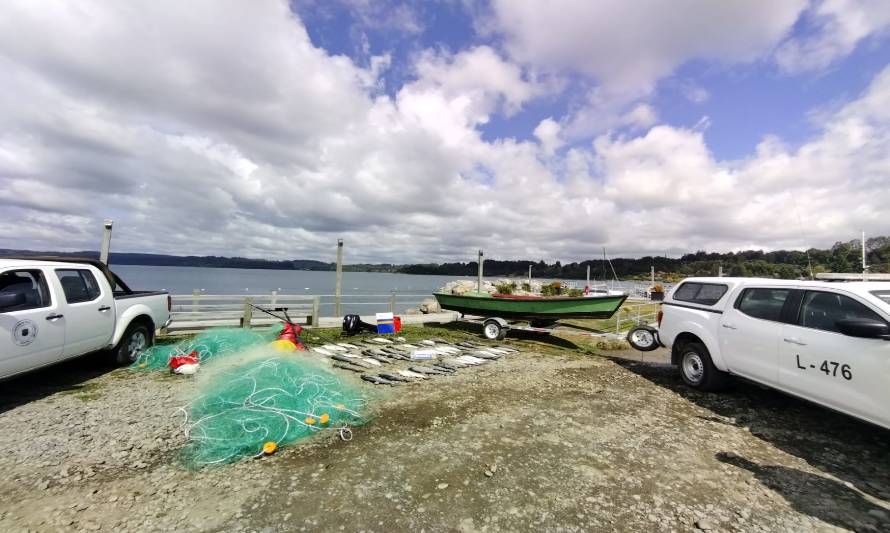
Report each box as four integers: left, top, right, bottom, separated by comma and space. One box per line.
482, 319, 506, 340
626, 325, 659, 352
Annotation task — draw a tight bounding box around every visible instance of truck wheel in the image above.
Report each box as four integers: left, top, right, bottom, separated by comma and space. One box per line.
482, 319, 504, 340
626, 325, 659, 351
679, 342, 728, 391
113, 322, 152, 365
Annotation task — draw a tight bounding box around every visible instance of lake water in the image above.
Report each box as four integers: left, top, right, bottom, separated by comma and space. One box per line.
112, 265, 472, 316
112, 264, 654, 316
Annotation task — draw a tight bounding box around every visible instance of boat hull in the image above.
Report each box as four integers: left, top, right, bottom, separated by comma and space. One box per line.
433, 292, 627, 320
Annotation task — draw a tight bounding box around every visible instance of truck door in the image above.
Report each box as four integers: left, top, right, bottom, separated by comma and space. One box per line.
779, 290, 890, 428
0, 268, 65, 377
53, 268, 114, 357
719, 287, 792, 386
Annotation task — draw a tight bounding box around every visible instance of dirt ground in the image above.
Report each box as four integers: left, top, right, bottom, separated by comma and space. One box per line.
1, 325, 888, 533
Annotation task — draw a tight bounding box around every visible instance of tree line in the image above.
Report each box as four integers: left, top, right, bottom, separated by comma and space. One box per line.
397, 237, 890, 281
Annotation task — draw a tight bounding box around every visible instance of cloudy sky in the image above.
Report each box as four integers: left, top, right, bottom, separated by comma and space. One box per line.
1, 1, 889, 263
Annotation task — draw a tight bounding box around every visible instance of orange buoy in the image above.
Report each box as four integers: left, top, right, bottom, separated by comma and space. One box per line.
262, 441, 278, 455
305, 417, 317, 425
319, 413, 330, 425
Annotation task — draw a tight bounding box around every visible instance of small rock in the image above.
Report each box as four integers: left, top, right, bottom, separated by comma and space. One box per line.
695, 519, 715, 531
436, 483, 449, 490
484, 470, 493, 477
490, 464, 498, 473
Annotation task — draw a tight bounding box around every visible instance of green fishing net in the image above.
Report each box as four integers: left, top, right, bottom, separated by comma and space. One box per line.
179, 352, 368, 467
132, 327, 280, 370
131, 327, 369, 467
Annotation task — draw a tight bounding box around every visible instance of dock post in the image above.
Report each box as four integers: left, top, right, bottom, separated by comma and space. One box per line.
389, 290, 396, 314
192, 289, 200, 312
99, 220, 113, 265
335, 239, 343, 317
586, 265, 590, 288
311, 297, 320, 327
718, 265, 723, 277
528, 264, 532, 286
241, 297, 253, 328
477, 249, 484, 293
270, 290, 278, 308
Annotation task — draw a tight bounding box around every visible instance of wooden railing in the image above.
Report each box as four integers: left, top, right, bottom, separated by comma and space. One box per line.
164, 291, 320, 334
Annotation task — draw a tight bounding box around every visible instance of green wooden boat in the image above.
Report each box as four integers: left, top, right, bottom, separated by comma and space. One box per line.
433, 291, 627, 320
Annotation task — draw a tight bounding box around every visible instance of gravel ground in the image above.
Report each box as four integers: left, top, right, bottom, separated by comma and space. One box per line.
0, 331, 888, 532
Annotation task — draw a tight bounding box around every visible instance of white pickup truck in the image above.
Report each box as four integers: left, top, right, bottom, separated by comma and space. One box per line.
0, 257, 170, 379
628, 277, 890, 430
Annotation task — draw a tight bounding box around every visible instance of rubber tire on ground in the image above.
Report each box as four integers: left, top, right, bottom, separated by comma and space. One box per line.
482, 320, 504, 341
626, 325, 660, 352
678, 341, 728, 391
113, 322, 152, 365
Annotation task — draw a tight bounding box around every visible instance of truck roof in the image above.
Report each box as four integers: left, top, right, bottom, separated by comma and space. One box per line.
679, 277, 890, 296
0, 256, 132, 293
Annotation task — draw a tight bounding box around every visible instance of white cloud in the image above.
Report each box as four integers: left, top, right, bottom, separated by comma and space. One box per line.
0, 0, 889, 265
488, 0, 807, 92
533, 118, 563, 156
776, 0, 890, 73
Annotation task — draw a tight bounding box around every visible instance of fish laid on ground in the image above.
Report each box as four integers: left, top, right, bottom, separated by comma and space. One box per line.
441, 358, 471, 367
418, 340, 436, 346
322, 344, 348, 352
313, 348, 334, 356
371, 337, 393, 344
471, 351, 500, 360
361, 358, 383, 366
437, 346, 461, 354
456, 342, 478, 348
460, 355, 487, 364
378, 372, 412, 383
429, 338, 453, 345
333, 362, 367, 373
336, 343, 360, 349
432, 363, 457, 372
361, 374, 396, 385
409, 365, 447, 375
332, 355, 371, 367
485, 348, 511, 355
494, 345, 519, 352
452, 356, 481, 366
398, 369, 428, 380
394, 337, 407, 343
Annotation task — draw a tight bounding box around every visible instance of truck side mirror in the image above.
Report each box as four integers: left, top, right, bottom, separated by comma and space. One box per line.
836, 318, 890, 340
0, 292, 26, 311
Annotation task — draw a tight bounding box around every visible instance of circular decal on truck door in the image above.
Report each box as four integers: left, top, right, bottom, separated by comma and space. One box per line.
13, 319, 38, 346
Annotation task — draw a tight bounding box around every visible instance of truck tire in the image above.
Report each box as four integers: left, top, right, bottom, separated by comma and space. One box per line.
678, 342, 728, 391
626, 325, 660, 351
113, 322, 152, 365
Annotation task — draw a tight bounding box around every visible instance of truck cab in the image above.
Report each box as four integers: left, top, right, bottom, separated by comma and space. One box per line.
0, 258, 170, 380
646, 277, 890, 430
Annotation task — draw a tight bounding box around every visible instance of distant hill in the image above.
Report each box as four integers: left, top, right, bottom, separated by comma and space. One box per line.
0, 250, 333, 271
3, 236, 888, 281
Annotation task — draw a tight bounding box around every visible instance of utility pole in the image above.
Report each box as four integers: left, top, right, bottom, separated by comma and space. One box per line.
334, 239, 343, 316
99, 220, 113, 265
586, 264, 590, 288
650, 265, 655, 285
862, 231, 869, 281
718, 265, 723, 278
528, 264, 532, 286
477, 249, 484, 294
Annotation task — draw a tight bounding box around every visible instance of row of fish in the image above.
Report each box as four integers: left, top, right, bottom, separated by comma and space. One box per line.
309, 337, 519, 386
